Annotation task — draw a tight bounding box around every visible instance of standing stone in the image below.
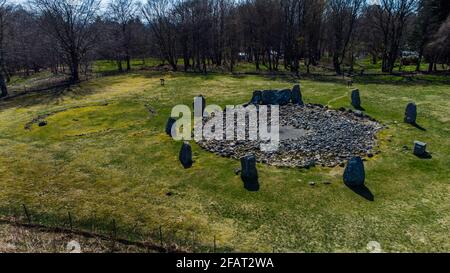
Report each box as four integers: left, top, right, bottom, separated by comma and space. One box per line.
240, 155, 259, 191
165, 117, 176, 137
343, 156, 365, 187
291, 84, 304, 105
404, 102, 417, 124
194, 95, 206, 116
413, 141, 427, 157
250, 90, 262, 105
179, 142, 193, 169
351, 89, 361, 109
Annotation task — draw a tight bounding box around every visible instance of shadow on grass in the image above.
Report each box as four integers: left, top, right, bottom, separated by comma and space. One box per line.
347, 185, 374, 201
410, 122, 427, 131
415, 152, 433, 159
354, 105, 366, 111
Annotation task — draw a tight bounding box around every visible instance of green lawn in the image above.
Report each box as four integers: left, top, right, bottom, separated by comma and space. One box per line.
0, 71, 449, 252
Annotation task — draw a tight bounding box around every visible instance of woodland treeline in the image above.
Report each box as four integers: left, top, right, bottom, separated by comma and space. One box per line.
0, 0, 449, 97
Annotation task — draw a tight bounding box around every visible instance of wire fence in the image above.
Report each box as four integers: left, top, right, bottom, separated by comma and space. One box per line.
0, 203, 229, 253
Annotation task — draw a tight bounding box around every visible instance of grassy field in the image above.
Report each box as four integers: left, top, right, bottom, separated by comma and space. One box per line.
0, 71, 449, 252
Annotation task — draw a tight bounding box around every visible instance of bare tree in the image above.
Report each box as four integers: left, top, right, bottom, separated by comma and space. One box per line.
32, 0, 100, 82
142, 0, 178, 71
425, 14, 450, 70
108, 0, 140, 71
0, 0, 11, 97
326, 0, 365, 75
373, 0, 418, 73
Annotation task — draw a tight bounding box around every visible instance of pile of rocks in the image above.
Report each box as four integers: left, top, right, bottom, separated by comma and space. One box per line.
197, 103, 382, 168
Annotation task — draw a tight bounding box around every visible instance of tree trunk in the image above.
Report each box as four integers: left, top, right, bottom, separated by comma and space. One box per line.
428, 62, 433, 73
416, 50, 423, 72
126, 55, 131, 71
71, 56, 79, 82
333, 54, 341, 75
371, 53, 377, 65
0, 73, 7, 98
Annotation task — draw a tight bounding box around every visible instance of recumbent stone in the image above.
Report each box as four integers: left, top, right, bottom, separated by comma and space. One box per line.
261, 89, 292, 105
250, 90, 263, 105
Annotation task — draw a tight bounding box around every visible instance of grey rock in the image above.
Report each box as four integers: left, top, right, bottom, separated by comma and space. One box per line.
351, 89, 361, 109
343, 156, 365, 187
240, 155, 259, 191
179, 141, 193, 169
413, 141, 427, 156
291, 84, 304, 105
404, 103, 417, 124
354, 110, 363, 117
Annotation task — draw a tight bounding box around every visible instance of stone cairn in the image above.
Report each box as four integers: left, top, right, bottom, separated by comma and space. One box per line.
179, 142, 193, 168
343, 156, 365, 187
165, 117, 176, 137
351, 89, 361, 109
413, 141, 427, 157
250, 85, 303, 106
404, 102, 417, 124
240, 155, 259, 191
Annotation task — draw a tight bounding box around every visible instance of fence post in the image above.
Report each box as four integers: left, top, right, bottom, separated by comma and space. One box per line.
22, 204, 31, 224
213, 235, 216, 253
110, 219, 117, 252
68, 211, 73, 230
192, 232, 196, 253
159, 226, 163, 247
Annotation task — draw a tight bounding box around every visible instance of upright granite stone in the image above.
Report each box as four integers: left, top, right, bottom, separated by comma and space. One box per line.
194, 95, 206, 116
240, 155, 259, 191
351, 89, 361, 109
179, 142, 193, 168
343, 156, 365, 187
404, 102, 417, 124
291, 84, 304, 105
250, 90, 263, 105
413, 141, 427, 157
165, 117, 176, 137
261, 89, 292, 105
